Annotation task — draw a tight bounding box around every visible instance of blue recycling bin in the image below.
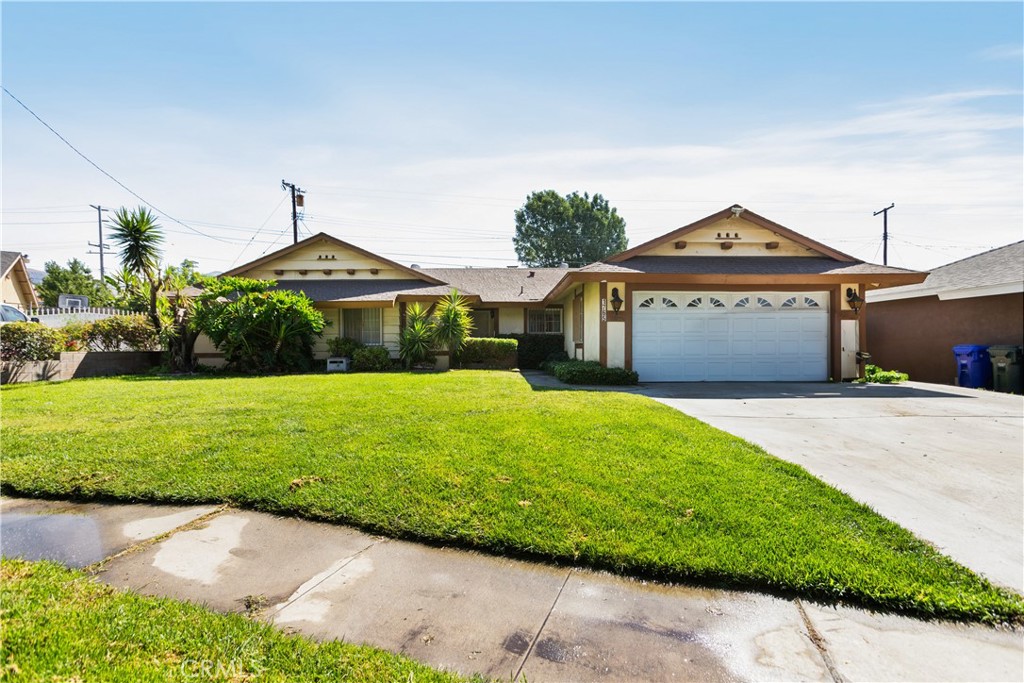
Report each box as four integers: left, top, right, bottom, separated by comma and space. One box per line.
953, 344, 991, 389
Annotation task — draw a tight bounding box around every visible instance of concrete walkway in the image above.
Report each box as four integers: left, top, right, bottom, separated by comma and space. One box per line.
2, 496, 1021, 682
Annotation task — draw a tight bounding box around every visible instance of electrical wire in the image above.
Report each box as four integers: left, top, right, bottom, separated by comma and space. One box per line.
2, 86, 232, 244
229, 195, 290, 268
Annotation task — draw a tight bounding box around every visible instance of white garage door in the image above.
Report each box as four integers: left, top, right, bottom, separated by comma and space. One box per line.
633, 292, 828, 382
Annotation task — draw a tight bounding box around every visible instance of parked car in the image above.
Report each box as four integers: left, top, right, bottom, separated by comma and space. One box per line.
0, 304, 39, 324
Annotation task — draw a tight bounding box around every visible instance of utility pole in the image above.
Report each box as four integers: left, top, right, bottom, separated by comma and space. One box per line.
281, 180, 305, 244
87, 204, 112, 281
873, 203, 895, 266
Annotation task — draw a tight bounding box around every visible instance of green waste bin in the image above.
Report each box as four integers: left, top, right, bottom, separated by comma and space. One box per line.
987, 345, 1023, 394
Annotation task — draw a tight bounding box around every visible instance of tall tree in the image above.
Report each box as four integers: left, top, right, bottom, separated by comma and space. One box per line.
108, 206, 165, 331
36, 259, 111, 307
513, 191, 628, 267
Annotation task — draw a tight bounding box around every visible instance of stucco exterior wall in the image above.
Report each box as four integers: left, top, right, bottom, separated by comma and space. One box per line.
2, 275, 23, 307
640, 219, 820, 258
497, 306, 525, 335
241, 242, 419, 281
583, 282, 600, 362
866, 293, 1024, 385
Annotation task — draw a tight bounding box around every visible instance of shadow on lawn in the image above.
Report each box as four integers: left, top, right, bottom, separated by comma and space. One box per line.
519, 370, 975, 401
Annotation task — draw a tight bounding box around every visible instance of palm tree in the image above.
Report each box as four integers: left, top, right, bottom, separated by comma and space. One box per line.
108, 206, 165, 331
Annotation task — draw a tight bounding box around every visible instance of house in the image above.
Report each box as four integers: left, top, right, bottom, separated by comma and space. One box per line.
219, 205, 925, 381
1, 251, 40, 311
866, 241, 1024, 385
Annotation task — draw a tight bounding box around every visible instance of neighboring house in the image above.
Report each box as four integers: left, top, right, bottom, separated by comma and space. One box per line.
866, 241, 1024, 385
219, 205, 925, 381
0, 251, 41, 311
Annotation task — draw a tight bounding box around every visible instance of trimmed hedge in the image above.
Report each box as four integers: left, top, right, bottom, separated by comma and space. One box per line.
458, 338, 518, 368
547, 359, 639, 386
0, 323, 66, 362
351, 346, 392, 372
500, 333, 564, 369
82, 315, 159, 352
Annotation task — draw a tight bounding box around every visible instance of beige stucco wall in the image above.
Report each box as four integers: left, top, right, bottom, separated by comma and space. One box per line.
583, 282, 601, 362
497, 306, 525, 335
241, 241, 420, 281
2, 275, 23, 307
606, 321, 625, 368
840, 283, 858, 310
640, 218, 820, 258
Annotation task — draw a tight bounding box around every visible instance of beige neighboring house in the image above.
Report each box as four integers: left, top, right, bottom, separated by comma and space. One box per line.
1, 251, 40, 311
215, 205, 925, 381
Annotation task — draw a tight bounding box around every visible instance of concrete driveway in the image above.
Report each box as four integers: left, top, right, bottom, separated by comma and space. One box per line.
639, 381, 1024, 593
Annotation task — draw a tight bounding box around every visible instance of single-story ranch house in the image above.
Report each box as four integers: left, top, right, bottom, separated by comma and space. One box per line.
213, 205, 926, 382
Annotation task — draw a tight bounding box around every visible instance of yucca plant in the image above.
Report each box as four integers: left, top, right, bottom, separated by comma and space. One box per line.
431, 289, 474, 356
399, 303, 434, 368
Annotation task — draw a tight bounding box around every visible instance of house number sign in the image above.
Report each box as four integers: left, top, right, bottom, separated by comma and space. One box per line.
600, 298, 607, 322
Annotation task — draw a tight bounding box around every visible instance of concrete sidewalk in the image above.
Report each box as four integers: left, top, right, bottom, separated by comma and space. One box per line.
2, 496, 1021, 682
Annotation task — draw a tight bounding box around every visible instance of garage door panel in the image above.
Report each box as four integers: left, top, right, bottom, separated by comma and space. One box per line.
633, 291, 828, 382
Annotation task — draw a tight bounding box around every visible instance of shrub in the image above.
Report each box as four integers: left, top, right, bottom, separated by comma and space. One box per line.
500, 333, 565, 369
200, 290, 325, 374
399, 304, 434, 368
548, 359, 638, 385
327, 336, 363, 358
0, 323, 66, 362
351, 345, 392, 372
432, 290, 474, 355
84, 315, 160, 352
61, 321, 90, 352
861, 364, 909, 384
458, 338, 518, 368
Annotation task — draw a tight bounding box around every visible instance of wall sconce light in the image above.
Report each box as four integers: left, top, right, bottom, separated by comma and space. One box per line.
610, 287, 623, 313
846, 287, 864, 314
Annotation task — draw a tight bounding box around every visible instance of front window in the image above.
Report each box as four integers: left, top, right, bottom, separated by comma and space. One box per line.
343, 308, 383, 345
528, 307, 562, 334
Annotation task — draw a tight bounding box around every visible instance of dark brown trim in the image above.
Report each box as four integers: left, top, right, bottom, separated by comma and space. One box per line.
606, 206, 858, 263
624, 284, 633, 371
316, 301, 395, 309
543, 270, 926, 302
523, 307, 528, 332
494, 307, 500, 335
599, 281, 608, 367
829, 286, 842, 382
399, 302, 407, 332
858, 284, 868, 379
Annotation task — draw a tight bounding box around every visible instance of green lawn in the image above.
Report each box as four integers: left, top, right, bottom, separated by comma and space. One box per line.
2, 371, 1021, 624
0, 558, 472, 682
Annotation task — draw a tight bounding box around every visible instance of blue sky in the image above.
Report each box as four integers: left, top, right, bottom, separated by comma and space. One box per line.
3, 2, 1021, 273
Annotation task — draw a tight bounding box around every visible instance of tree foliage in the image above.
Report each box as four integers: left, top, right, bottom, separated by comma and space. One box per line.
195, 283, 325, 374
108, 207, 165, 331
513, 190, 628, 267
36, 259, 111, 307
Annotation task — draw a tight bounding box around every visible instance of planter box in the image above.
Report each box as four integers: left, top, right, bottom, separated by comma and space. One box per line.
1, 351, 163, 384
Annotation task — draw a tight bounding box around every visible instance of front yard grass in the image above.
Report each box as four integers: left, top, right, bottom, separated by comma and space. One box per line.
0, 558, 471, 682
2, 371, 1021, 624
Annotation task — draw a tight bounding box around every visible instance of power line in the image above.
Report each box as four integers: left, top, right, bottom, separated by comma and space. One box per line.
230, 195, 290, 268
2, 86, 231, 244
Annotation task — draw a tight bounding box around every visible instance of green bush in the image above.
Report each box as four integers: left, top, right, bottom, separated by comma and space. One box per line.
548, 359, 639, 385
199, 290, 325, 374
399, 303, 434, 368
861, 364, 909, 384
500, 333, 564, 369
327, 336, 363, 358
351, 346, 392, 372
60, 321, 90, 351
0, 323, 66, 362
83, 315, 160, 352
458, 338, 518, 368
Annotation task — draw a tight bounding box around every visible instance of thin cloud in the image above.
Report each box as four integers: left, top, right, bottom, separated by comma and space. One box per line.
978, 44, 1024, 61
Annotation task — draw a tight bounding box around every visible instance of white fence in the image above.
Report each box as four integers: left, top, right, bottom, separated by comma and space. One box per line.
27, 307, 135, 328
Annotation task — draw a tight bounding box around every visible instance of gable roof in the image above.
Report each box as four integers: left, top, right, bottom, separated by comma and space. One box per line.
868, 241, 1024, 303
221, 232, 444, 285
1, 251, 40, 308
607, 205, 857, 263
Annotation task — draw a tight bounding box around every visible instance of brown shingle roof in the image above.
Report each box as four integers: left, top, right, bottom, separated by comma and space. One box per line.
868, 241, 1024, 301
422, 268, 571, 303
272, 279, 458, 303
577, 256, 918, 277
